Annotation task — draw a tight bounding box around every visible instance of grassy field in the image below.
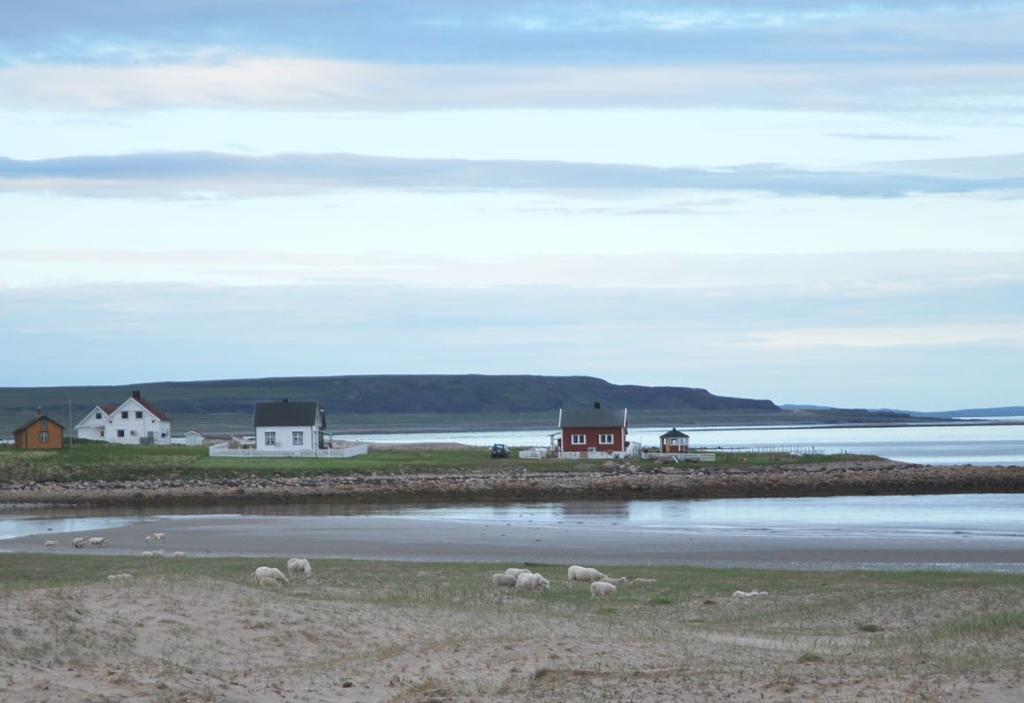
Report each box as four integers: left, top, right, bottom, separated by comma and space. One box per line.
1, 553, 1022, 701
0, 443, 877, 483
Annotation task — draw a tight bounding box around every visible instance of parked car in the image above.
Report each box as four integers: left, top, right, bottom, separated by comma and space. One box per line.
490, 443, 511, 458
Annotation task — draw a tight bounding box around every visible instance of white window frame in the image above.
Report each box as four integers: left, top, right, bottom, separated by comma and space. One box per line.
265, 431, 277, 446
292, 431, 304, 446
598, 433, 614, 445
570, 433, 586, 445
40, 431, 49, 443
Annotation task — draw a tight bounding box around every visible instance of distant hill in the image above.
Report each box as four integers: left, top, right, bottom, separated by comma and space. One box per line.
917, 406, 1024, 418
1, 374, 922, 435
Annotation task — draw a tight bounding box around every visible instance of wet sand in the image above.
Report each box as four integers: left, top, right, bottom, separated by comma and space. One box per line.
7, 510, 1023, 571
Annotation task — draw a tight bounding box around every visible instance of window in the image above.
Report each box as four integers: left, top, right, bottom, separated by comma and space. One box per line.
95, 412, 102, 419
100, 429, 105, 437
292, 431, 304, 446
161, 432, 167, 438
117, 429, 125, 437
135, 411, 143, 419
121, 411, 128, 419
265, 431, 277, 446
40, 431, 49, 443
598, 433, 614, 445
571, 434, 586, 445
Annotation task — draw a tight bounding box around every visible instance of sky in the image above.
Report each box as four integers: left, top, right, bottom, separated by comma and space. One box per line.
1, 1, 1023, 410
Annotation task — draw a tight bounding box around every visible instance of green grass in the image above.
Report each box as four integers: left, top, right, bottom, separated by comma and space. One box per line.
0, 443, 879, 482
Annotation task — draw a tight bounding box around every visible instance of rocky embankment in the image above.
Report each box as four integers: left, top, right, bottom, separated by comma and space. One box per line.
1, 460, 1023, 506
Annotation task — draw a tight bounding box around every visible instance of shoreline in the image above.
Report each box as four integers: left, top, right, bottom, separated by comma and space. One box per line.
2, 460, 1023, 507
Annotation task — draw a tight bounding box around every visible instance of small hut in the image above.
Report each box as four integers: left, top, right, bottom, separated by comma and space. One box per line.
659, 428, 689, 453
13, 409, 64, 450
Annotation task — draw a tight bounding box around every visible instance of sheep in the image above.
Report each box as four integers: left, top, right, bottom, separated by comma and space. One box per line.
491, 573, 518, 588
88, 536, 106, 547
515, 572, 550, 592
106, 573, 133, 583
567, 565, 605, 587
144, 534, 153, 543
286, 557, 312, 577
152, 532, 166, 542
504, 567, 532, 579
253, 566, 289, 585
44, 540, 59, 548
598, 576, 629, 586
141, 551, 155, 557
72, 537, 87, 549
591, 580, 617, 598
172, 551, 186, 558
256, 576, 283, 588
631, 578, 658, 585
731, 590, 768, 598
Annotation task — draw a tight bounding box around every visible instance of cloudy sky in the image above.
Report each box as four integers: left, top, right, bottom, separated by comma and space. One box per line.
2, 1, 1023, 410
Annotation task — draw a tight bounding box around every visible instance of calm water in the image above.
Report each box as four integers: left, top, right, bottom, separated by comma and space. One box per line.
3, 494, 1023, 571
335, 423, 1024, 465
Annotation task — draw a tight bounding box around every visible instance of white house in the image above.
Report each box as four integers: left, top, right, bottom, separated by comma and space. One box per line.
171, 430, 205, 446
74, 391, 172, 445
253, 400, 327, 453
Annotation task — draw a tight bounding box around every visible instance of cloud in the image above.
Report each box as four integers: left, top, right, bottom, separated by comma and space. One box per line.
1, 150, 1022, 199
830, 133, 947, 142
748, 323, 1024, 349
0, 57, 1023, 112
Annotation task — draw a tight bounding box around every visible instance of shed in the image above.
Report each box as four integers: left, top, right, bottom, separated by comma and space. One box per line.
660, 428, 690, 453
13, 410, 64, 450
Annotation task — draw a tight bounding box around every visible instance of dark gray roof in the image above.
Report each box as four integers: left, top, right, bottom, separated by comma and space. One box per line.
660, 428, 689, 438
253, 401, 326, 429
559, 406, 627, 428
13, 414, 64, 434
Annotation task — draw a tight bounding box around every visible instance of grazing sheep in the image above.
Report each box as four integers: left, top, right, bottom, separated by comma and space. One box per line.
591, 580, 617, 598
731, 590, 768, 598
253, 566, 289, 585
72, 537, 87, 549
144, 534, 153, 543
504, 567, 532, 579
631, 578, 658, 585
515, 572, 550, 592
256, 576, 283, 588
491, 573, 517, 588
152, 532, 166, 542
106, 573, 133, 583
44, 540, 59, 548
172, 551, 186, 558
141, 551, 155, 557
88, 536, 106, 547
286, 557, 312, 577
567, 565, 605, 587
598, 576, 629, 586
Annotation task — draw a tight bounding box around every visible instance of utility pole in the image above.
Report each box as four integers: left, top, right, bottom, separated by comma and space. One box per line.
67, 399, 73, 453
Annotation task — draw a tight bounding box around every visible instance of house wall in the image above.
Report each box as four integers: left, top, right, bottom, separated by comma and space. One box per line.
14, 419, 64, 450
104, 398, 171, 445
255, 425, 319, 451
75, 406, 108, 441
560, 426, 626, 453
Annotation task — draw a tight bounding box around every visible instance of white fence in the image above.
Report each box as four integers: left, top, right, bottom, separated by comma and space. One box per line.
641, 452, 716, 462
208, 442, 369, 459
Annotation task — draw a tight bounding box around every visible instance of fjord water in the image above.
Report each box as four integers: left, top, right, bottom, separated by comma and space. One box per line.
336, 422, 1024, 465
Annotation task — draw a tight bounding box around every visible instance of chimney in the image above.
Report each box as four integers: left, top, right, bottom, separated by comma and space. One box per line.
132, 390, 141, 400
593, 401, 601, 409
36, 407, 43, 417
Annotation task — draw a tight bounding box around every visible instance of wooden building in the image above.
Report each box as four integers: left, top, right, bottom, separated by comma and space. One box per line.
659, 428, 690, 453
13, 410, 64, 450
556, 402, 629, 458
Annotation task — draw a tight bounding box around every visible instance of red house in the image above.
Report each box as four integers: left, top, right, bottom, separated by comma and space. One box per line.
557, 402, 629, 457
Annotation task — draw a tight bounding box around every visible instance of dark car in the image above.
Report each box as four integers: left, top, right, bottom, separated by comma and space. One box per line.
490, 443, 511, 458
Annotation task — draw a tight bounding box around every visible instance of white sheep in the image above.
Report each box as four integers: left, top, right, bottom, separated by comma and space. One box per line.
172, 551, 186, 558
504, 567, 532, 579
253, 566, 289, 585
731, 590, 769, 598
515, 572, 550, 592
286, 557, 312, 577
88, 536, 106, 547
152, 532, 166, 542
631, 578, 658, 585
44, 540, 59, 548
256, 576, 282, 588
141, 551, 155, 557
591, 580, 617, 598
72, 537, 86, 549
144, 534, 154, 543
491, 573, 518, 588
567, 565, 605, 587
106, 573, 133, 583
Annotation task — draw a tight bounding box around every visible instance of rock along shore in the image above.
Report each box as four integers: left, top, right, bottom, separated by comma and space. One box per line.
1, 460, 1023, 507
